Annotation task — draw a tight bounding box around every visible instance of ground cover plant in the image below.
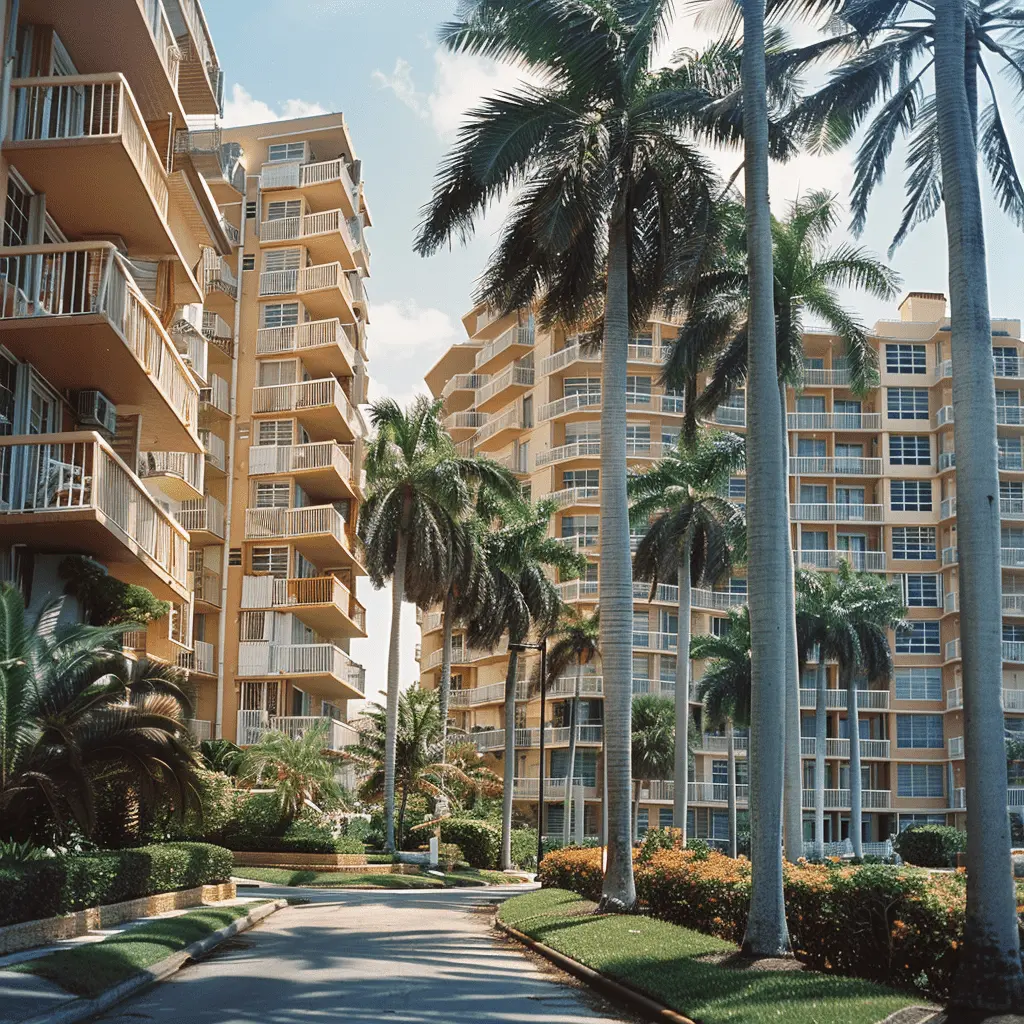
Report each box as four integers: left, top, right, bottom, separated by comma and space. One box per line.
235, 866, 523, 888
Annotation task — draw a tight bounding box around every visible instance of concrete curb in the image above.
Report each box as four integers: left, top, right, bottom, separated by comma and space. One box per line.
495, 917, 698, 1024
17, 899, 286, 1024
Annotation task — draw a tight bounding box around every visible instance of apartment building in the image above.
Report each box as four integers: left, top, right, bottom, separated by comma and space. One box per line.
417, 292, 1024, 849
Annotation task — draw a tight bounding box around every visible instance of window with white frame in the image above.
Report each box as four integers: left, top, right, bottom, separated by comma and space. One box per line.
892, 526, 936, 560
728, 477, 747, 501
257, 420, 294, 446
254, 482, 290, 508
885, 344, 927, 375
994, 347, 1020, 377
898, 813, 947, 831
626, 376, 652, 404
561, 515, 598, 545
564, 377, 601, 397
895, 667, 942, 701
266, 200, 301, 221
897, 715, 944, 749
251, 547, 289, 578
891, 480, 932, 512
897, 763, 944, 797
3, 173, 32, 247
268, 142, 306, 162
904, 574, 940, 607
263, 248, 302, 272
562, 469, 598, 489
889, 435, 931, 465
895, 621, 940, 654
257, 360, 298, 387
887, 388, 930, 419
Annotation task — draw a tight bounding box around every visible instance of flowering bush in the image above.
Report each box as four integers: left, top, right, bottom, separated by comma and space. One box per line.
539, 845, 985, 1000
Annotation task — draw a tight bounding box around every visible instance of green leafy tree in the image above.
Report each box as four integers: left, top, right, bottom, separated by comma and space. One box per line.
629, 428, 745, 840
0, 583, 201, 842
631, 694, 675, 841
358, 396, 515, 851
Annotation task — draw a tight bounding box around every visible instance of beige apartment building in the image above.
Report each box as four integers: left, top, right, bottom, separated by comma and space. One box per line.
0, 1, 369, 764
417, 293, 1024, 849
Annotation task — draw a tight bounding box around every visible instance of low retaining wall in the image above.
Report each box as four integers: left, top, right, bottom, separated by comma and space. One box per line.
0, 882, 237, 956
231, 851, 368, 870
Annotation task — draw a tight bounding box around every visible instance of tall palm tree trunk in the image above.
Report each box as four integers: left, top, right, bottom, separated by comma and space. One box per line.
740, 0, 791, 956
439, 592, 454, 756
846, 670, 862, 859
384, 518, 411, 853
599, 215, 636, 909
781, 389, 803, 862
675, 555, 691, 837
500, 648, 519, 871
563, 670, 580, 846
936, 2, 1024, 1006
814, 661, 826, 860
727, 717, 737, 859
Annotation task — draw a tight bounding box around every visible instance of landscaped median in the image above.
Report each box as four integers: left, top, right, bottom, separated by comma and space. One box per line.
497, 889, 924, 1024
237, 866, 527, 888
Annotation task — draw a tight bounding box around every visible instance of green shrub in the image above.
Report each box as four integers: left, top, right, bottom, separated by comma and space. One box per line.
439, 818, 501, 868
892, 824, 966, 868
59, 555, 169, 626
0, 842, 233, 926
638, 828, 683, 863
333, 834, 365, 855
686, 838, 711, 861
438, 844, 464, 871
0, 839, 52, 862
510, 828, 537, 870
205, 793, 340, 853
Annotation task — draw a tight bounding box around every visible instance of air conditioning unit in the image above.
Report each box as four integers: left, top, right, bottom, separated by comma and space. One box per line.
78, 390, 117, 435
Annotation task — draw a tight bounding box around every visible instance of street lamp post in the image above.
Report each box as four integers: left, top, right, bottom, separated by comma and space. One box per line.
510, 638, 547, 871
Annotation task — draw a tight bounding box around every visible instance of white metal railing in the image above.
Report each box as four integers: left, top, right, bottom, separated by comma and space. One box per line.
999, 405, 1024, 426
251, 378, 360, 435
803, 367, 851, 386
788, 412, 881, 430
702, 734, 750, 754
1005, 594, 1024, 614
545, 486, 600, 508
943, 546, 959, 565
790, 503, 883, 523
1006, 641, 1024, 663
798, 688, 890, 710
260, 208, 353, 247
1004, 548, 1024, 568
202, 248, 236, 298
935, 359, 953, 381
172, 323, 208, 383
789, 456, 882, 475
687, 782, 750, 804
553, 533, 598, 553
199, 429, 225, 472
238, 642, 365, 693
540, 392, 602, 420
441, 373, 487, 399
476, 364, 534, 406
202, 309, 232, 341
176, 494, 225, 538
185, 718, 211, 742
945, 591, 958, 612
192, 566, 221, 606
244, 504, 354, 552
256, 318, 358, 368
474, 405, 525, 444
556, 579, 600, 601
539, 343, 597, 375
200, 374, 230, 415
0, 432, 189, 589
632, 678, 676, 697
953, 787, 966, 809
995, 356, 1023, 378
799, 737, 890, 759
176, 638, 215, 675
794, 549, 887, 571
546, 675, 604, 698
939, 451, 956, 470
1005, 689, 1024, 710
240, 574, 365, 632
632, 631, 678, 651
305, 157, 358, 197
248, 441, 353, 483
941, 497, 956, 519
237, 711, 359, 751
443, 411, 487, 432
1001, 452, 1024, 471
948, 735, 964, 759
947, 686, 963, 709
449, 681, 508, 707
423, 639, 509, 670
175, 0, 220, 98
143, 0, 182, 88
946, 638, 961, 660
535, 440, 602, 466
800, 789, 891, 810
137, 450, 204, 493
711, 405, 746, 427
474, 323, 534, 369
512, 778, 598, 799
0, 244, 198, 431
258, 262, 352, 304
936, 405, 955, 427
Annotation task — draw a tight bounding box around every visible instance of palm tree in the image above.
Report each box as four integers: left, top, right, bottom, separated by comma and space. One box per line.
358, 396, 516, 852
631, 694, 675, 841
348, 688, 499, 847
539, 609, 600, 847
692, 607, 752, 859
467, 496, 585, 869
793, 563, 906, 858
239, 724, 344, 823
629, 428, 746, 841
411, 0, 789, 909
0, 584, 201, 842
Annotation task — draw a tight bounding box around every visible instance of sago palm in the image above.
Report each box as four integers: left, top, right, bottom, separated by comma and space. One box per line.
358, 396, 516, 851
693, 607, 752, 859
629, 428, 745, 840
630, 693, 675, 840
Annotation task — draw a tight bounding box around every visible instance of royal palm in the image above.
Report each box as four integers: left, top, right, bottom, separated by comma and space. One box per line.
630, 694, 674, 840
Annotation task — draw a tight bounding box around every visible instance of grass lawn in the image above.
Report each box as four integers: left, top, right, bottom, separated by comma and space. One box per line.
9, 903, 270, 999
236, 867, 524, 888
499, 889, 924, 1024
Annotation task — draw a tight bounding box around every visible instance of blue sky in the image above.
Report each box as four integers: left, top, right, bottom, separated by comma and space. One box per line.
205, 0, 1024, 706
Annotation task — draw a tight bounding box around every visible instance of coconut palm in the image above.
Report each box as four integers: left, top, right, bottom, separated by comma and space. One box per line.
631, 693, 675, 841
692, 607, 752, 859
629, 429, 746, 840
0, 583, 202, 843
467, 496, 585, 869
538, 608, 600, 846
412, 0, 804, 908
358, 396, 516, 852
793, 563, 906, 859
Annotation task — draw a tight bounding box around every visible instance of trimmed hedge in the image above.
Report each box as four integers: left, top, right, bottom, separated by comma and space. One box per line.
439, 819, 501, 868
539, 844, 982, 1000
0, 842, 233, 927
204, 794, 347, 854
892, 824, 966, 868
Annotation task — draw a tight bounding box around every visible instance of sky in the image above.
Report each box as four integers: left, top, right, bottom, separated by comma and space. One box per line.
204, 0, 1024, 708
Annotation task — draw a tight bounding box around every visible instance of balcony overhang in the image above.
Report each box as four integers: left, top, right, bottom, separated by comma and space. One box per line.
424, 344, 482, 398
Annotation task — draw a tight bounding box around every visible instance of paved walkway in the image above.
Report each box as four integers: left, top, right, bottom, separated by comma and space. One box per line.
93, 885, 631, 1023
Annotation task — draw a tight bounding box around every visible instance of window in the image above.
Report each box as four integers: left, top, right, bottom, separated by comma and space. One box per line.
567, 422, 601, 443
904, 574, 940, 607
1004, 624, 1024, 643
897, 764, 944, 797
636, 808, 650, 833
891, 480, 932, 512
257, 420, 294, 446
521, 395, 533, 428
994, 348, 1020, 377
1001, 481, 1024, 500
895, 620, 940, 654
801, 531, 829, 551
659, 656, 676, 683
887, 388, 930, 419
632, 654, 650, 684
254, 482, 290, 508
263, 248, 302, 272
3, 173, 32, 246
889, 436, 930, 465
266, 200, 301, 220
897, 715, 944, 749
228, 548, 242, 567
625, 424, 651, 452
892, 527, 936, 560
626, 376, 652, 404
564, 376, 601, 397
251, 546, 289, 578
895, 667, 942, 701
797, 438, 826, 458
658, 808, 673, 829
242, 254, 255, 271
561, 515, 598, 545
268, 141, 306, 162
898, 813, 947, 832
258, 360, 298, 387
796, 395, 826, 414
800, 484, 827, 504
711, 616, 731, 637
886, 344, 927, 375
245, 201, 258, 218
998, 390, 1022, 424
728, 477, 746, 500
562, 469, 598, 489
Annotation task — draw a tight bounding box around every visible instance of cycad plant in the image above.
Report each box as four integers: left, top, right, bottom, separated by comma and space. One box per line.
631, 694, 675, 841
0, 584, 201, 843
629, 428, 745, 840
693, 607, 752, 859
358, 396, 516, 851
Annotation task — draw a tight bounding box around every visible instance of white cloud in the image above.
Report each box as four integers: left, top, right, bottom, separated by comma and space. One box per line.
222, 84, 327, 128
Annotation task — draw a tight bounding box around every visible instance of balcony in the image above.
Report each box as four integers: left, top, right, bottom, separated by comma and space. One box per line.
174, 126, 245, 199
701, 734, 749, 754
171, 321, 208, 384
794, 549, 887, 571
256, 318, 359, 377
260, 159, 359, 219
790, 503, 883, 523
136, 450, 204, 501
251, 378, 361, 443
710, 405, 747, 428
1005, 595, 1024, 616
450, 681, 510, 707
441, 372, 487, 406
1004, 548, 1024, 568
192, 566, 221, 610
248, 442, 358, 502
186, 718, 212, 743
545, 486, 600, 509
512, 778, 600, 800
240, 574, 366, 638
176, 494, 225, 545
0, 432, 189, 601
999, 406, 1024, 426
0, 244, 201, 450
632, 631, 679, 652
535, 440, 602, 467
244, 504, 363, 573
473, 406, 527, 451
258, 263, 356, 322
556, 579, 601, 602
201, 251, 236, 315
176, 638, 216, 677
799, 737, 891, 759
199, 429, 226, 474
936, 405, 955, 427
787, 412, 882, 431
237, 643, 365, 700
789, 457, 882, 476
260, 210, 358, 268
540, 392, 602, 422
801, 789, 891, 810
798, 688, 890, 710
948, 736, 964, 759
687, 782, 750, 805
166, 0, 222, 114
237, 711, 360, 751
476, 363, 535, 413
423, 640, 509, 670
803, 366, 851, 387
474, 323, 534, 374
469, 724, 603, 751
202, 310, 233, 359
199, 375, 230, 420
442, 411, 486, 438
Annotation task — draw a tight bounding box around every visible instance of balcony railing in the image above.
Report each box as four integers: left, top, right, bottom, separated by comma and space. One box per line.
535, 440, 602, 466
0, 244, 199, 433
545, 486, 600, 508
469, 724, 603, 751
798, 688, 890, 710
512, 778, 599, 800
687, 782, 750, 804
936, 405, 955, 427
441, 373, 487, 400
199, 429, 226, 472
260, 158, 358, 204
800, 789, 891, 810
185, 718, 211, 742
474, 406, 526, 445
803, 366, 851, 386
176, 494, 225, 538
251, 378, 361, 436
136, 450, 204, 493
556, 579, 600, 602
238, 642, 365, 693
633, 678, 677, 698
256, 318, 358, 368
632, 631, 679, 651
0, 432, 189, 591
241, 574, 366, 633
476, 364, 534, 406
948, 736, 964, 759
244, 503, 355, 552
248, 441, 353, 483
423, 639, 509, 670
200, 374, 230, 416
787, 412, 881, 430
540, 393, 602, 420
176, 638, 215, 675
202, 249, 236, 298
474, 323, 534, 370
795, 549, 887, 571
710, 405, 746, 427
192, 566, 221, 607
789, 456, 882, 476
443, 411, 487, 433
450, 681, 511, 707
258, 262, 352, 304
790, 503, 883, 523
237, 710, 359, 750
261, 209, 355, 247
799, 737, 890, 759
